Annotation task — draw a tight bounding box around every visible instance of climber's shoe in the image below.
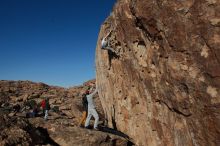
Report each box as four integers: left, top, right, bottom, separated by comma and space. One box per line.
94, 127, 99, 131
85, 126, 90, 129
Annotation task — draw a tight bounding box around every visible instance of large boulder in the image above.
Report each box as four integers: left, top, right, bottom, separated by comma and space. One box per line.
96, 0, 220, 146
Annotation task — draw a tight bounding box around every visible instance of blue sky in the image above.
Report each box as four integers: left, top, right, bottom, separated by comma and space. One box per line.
0, 0, 116, 87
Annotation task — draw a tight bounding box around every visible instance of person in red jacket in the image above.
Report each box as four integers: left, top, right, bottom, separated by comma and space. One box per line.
41, 99, 46, 112
41, 97, 50, 120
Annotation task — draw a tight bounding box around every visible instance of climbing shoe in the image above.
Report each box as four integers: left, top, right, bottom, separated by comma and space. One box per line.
94, 127, 99, 131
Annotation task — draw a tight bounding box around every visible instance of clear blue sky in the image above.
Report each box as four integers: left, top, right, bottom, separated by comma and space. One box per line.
0, 0, 116, 87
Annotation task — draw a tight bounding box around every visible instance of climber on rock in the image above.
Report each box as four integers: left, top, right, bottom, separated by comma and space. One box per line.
78, 90, 89, 127
101, 30, 115, 52
84, 85, 99, 130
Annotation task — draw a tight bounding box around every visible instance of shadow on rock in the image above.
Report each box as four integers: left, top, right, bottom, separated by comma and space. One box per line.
98, 126, 134, 146
27, 126, 60, 146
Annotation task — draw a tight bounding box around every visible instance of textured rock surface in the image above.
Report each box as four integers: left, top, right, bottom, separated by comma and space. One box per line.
0, 80, 130, 146
96, 0, 220, 146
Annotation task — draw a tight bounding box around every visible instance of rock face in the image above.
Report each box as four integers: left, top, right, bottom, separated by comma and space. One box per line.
0, 80, 130, 146
96, 0, 220, 146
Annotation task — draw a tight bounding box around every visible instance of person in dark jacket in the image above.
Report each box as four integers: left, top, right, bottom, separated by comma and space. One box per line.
26, 105, 39, 118
32, 105, 38, 117
78, 91, 89, 127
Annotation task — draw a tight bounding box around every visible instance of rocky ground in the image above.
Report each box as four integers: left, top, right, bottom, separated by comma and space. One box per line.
0, 80, 132, 146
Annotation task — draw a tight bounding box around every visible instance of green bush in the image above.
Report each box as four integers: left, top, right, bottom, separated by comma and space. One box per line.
52, 106, 59, 113
26, 100, 37, 109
